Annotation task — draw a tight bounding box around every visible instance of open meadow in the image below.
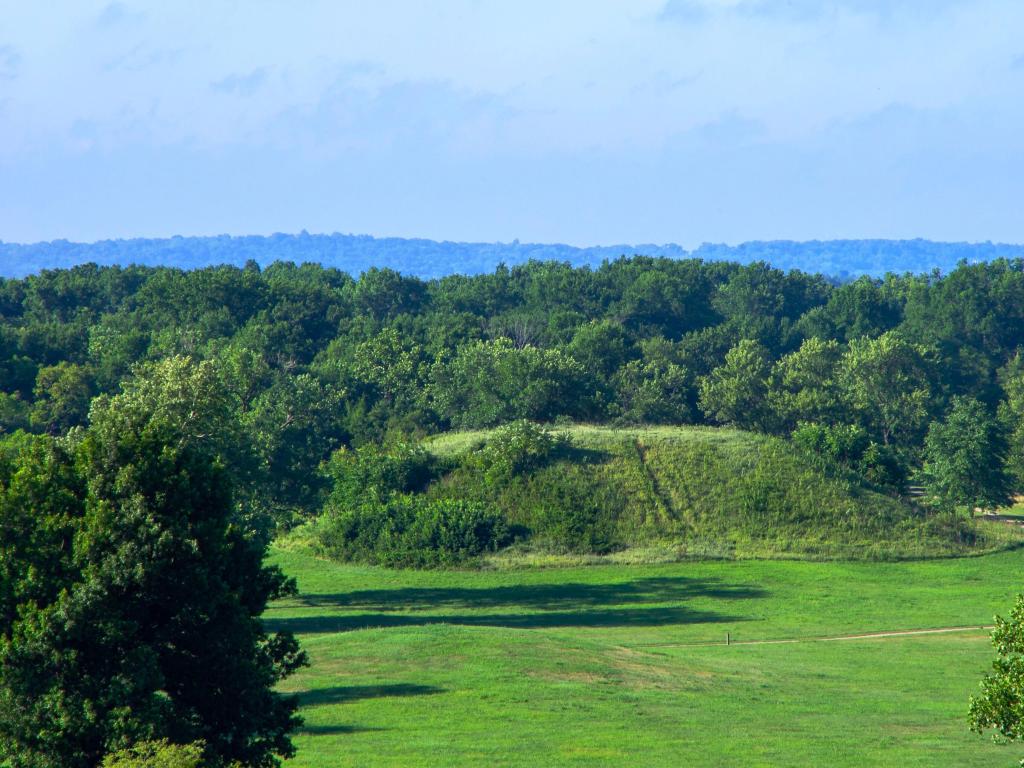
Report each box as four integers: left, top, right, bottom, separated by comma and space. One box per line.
267, 548, 1024, 767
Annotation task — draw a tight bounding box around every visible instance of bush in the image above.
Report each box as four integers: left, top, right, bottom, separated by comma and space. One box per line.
791, 421, 906, 490
102, 740, 207, 768
324, 442, 433, 509
315, 496, 511, 567
472, 420, 563, 481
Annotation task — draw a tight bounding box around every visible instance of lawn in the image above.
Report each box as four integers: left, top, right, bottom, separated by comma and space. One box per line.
266, 548, 1024, 766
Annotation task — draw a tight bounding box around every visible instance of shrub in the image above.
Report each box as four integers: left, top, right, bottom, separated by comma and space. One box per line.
101, 740, 207, 768
791, 421, 905, 490
315, 496, 511, 567
324, 442, 433, 509
792, 422, 869, 467
473, 420, 563, 481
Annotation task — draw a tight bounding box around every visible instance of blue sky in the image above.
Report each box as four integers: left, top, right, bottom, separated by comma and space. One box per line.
1, 0, 1022, 246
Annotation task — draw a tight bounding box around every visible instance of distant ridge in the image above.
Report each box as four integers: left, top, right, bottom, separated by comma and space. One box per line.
2, 233, 1023, 280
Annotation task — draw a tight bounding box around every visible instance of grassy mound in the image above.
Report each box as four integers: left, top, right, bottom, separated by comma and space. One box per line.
419, 425, 1010, 561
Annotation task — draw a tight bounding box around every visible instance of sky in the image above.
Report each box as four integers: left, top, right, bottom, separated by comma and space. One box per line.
0, 0, 1022, 247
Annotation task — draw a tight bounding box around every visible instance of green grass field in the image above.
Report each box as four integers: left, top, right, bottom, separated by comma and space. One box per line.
267, 547, 1024, 767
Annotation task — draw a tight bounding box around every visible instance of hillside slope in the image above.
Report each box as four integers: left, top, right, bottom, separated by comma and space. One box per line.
423, 425, 1006, 561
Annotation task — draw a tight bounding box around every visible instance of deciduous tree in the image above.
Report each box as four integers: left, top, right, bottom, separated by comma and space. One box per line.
698, 339, 773, 431
0, 357, 306, 768
922, 396, 1012, 512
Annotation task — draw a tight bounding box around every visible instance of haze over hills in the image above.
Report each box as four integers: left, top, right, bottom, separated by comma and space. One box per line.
2, 233, 1024, 280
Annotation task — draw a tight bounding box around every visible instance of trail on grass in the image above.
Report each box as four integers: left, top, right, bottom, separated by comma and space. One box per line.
635, 624, 994, 649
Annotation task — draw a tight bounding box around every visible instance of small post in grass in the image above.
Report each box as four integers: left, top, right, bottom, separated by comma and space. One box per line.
726, 632, 731, 646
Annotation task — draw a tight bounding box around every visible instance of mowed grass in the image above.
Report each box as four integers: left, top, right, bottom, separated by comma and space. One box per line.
266, 548, 1024, 767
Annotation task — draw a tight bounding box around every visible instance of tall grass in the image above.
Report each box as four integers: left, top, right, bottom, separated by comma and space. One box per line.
422, 425, 1013, 561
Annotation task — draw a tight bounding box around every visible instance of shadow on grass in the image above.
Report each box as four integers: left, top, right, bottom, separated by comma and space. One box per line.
292, 685, 443, 735
265, 576, 765, 634
298, 724, 387, 735
294, 576, 763, 612
298, 684, 446, 707
268, 606, 744, 634
551, 443, 613, 466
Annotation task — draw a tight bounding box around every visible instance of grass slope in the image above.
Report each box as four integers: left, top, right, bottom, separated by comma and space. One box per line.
268, 548, 1024, 767
424, 425, 1009, 560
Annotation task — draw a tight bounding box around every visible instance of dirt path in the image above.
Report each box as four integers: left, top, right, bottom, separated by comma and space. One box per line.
634, 625, 994, 649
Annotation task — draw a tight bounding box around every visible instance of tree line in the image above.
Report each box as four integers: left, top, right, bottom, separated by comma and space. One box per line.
1, 256, 1022, 518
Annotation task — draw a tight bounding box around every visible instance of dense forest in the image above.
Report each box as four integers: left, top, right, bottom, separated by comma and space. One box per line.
0, 256, 1021, 548
3, 234, 1024, 280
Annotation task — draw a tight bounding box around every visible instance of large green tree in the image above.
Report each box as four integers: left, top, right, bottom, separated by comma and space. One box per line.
766, 337, 843, 432
429, 339, 594, 428
970, 595, 1024, 751
0, 357, 306, 768
922, 396, 1012, 512
698, 339, 773, 431
838, 331, 934, 446
29, 362, 94, 434
998, 351, 1024, 489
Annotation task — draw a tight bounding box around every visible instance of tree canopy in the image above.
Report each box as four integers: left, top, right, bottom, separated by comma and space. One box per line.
0, 358, 305, 768
1, 256, 1023, 517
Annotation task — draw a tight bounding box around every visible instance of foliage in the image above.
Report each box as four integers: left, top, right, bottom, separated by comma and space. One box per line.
471, 420, 563, 481
349, 328, 426, 409
0, 433, 82, 634
613, 357, 694, 425
791, 422, 905, 490
969, 594, 1024, 747
698, 339, 773, 431
101, 740, 207, 768
0, 393, 29, 434
430, 339, 595, 429
839, 332, 934, 446
324, 442, 434, 510
240, 372, 344, 521
29, 362, 93, 434
999, 351, 1024, 488
797, 276, 901, 342
0, 358, 306, 768
767, 338, 843, 431
566, 320, 631, 379
922, 397, 1013, 511
314, 496, 511, 568
528, 479, 619, 554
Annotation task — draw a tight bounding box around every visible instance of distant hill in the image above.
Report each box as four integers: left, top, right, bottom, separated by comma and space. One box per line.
2, 232, 1024, 279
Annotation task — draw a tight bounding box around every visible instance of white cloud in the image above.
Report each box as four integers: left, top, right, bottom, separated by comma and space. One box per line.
0, 0, 1021, 243
2, 0, 1020, 154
